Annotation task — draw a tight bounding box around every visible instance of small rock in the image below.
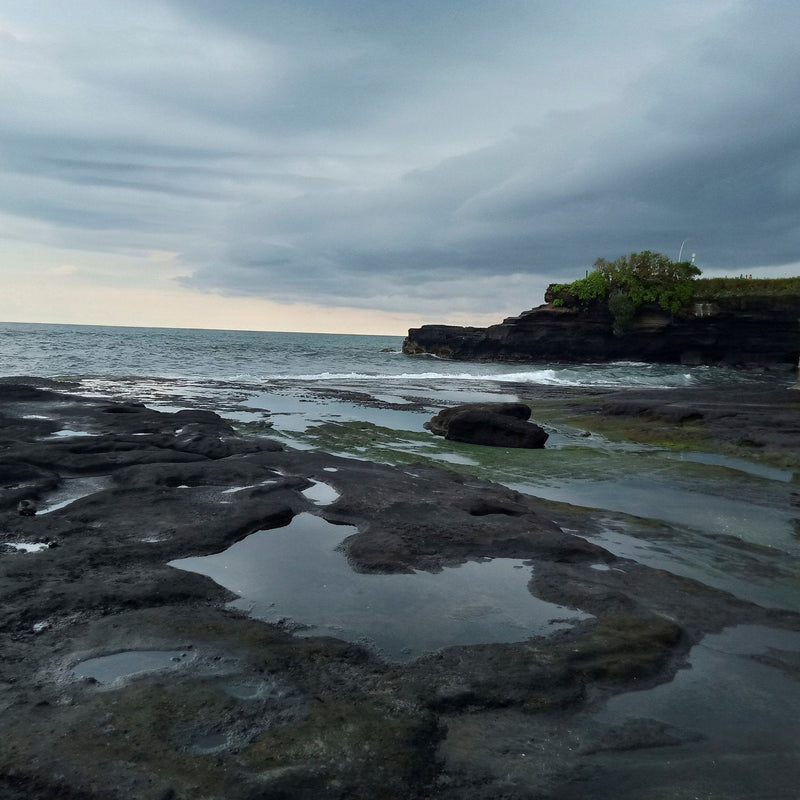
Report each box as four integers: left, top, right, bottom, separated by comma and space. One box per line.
17, 499, 37, 516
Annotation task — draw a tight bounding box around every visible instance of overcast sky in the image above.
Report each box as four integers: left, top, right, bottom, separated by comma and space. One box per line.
1, 0, 798, 334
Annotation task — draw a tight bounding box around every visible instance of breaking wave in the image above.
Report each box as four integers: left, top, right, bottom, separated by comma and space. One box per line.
269, 366, 698, 389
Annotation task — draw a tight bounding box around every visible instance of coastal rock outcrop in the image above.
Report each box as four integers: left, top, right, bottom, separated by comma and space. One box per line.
403, 288, 800, 366
425, 402, 548, 448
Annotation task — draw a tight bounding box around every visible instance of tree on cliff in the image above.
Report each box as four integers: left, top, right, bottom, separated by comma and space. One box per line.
551, 251, 701, 334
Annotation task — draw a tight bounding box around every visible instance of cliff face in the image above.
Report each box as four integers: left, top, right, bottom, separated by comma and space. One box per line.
403, 291, 800, 366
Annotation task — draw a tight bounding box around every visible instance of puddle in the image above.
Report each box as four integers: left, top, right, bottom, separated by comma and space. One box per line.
221, 479, 278, 495
661, 450, 794, 483
38, 476, 111, 514
508, 477, 797, 554
6, 542, 49, 553
580, 521, 800, 613
72, 649, 195, 684
585, 625, 800, 798
425, 452, 480, 466
47, 429, 97, 439
245, 390, 431, 433
168, 513, 590, 662
372, 394, 415, 405
186, 733, 228, 753
301, 480, 340, 505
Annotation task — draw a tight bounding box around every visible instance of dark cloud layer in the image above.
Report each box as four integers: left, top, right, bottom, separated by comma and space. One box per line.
1, 0, 798, 318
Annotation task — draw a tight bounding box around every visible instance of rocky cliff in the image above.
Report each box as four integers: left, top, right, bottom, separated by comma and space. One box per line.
403, 288, 800, 367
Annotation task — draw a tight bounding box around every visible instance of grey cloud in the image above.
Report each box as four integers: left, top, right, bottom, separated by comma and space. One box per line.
1, 0, 799, 319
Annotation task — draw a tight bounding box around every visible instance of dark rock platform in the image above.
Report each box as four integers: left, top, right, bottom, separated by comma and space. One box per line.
1, 381, 799, 799
403, 290, 800, 366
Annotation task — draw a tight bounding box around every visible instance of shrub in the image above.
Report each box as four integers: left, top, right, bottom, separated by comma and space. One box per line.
550, 251, 701, 326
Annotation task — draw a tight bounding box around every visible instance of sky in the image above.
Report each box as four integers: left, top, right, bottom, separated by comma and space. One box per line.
1, 0, 799, 335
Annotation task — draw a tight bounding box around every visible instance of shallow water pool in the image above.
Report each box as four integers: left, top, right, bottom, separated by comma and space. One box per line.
169, 512, 591, 662
72, 649, 195, 684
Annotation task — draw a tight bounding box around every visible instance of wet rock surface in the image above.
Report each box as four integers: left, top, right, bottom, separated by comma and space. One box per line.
1, 382, 799, 799
542, 383, 800, 467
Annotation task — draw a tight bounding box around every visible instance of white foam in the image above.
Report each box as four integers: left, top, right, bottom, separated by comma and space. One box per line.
263, 367, 696, 389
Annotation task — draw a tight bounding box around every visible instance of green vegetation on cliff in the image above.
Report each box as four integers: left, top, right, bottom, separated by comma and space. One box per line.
550, 251, 701, 334
693, 275, 800, 299
550, 253, 800, 335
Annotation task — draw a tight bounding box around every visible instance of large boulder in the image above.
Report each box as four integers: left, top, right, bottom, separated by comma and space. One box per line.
425, 402, 531, 435
424, 403, 548, 448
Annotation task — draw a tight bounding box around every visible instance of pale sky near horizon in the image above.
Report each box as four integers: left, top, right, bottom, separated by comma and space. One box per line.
1, 1, 799, 335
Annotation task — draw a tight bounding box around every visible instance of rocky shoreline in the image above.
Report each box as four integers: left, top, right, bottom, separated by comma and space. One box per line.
403, 289, 800, 367
2, 379, 799, 799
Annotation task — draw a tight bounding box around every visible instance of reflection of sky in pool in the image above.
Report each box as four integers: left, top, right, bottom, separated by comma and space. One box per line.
301, 480, 340, 505
587, 625, 800, 798
245, 391, 432, 432
73, 650, 195, 684
37, 476, 112, 514
169, 513, 590, 662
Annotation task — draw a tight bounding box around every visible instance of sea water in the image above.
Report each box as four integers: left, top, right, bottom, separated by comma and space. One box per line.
0, 320, 772, 391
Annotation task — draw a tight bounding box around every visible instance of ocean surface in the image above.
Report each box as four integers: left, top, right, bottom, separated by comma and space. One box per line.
0, 319, 781, 394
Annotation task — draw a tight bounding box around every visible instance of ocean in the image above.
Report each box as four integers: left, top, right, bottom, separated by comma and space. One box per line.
0, 319, 780, 396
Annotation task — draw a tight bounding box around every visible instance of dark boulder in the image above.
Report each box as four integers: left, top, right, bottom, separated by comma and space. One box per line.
425, 403, 548, 448
446, 409, 549, 448
425, 402, 532, 436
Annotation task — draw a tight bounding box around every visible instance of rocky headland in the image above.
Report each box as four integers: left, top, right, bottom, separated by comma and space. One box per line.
1, 380, 799, 799
403, 283, 800, 366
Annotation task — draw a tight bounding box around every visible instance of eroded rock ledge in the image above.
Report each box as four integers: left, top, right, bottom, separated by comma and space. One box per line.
1, 382, 798, 800
403, 289, 800, 366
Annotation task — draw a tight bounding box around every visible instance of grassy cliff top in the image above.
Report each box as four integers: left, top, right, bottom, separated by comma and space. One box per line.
692, 276, 800, 299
